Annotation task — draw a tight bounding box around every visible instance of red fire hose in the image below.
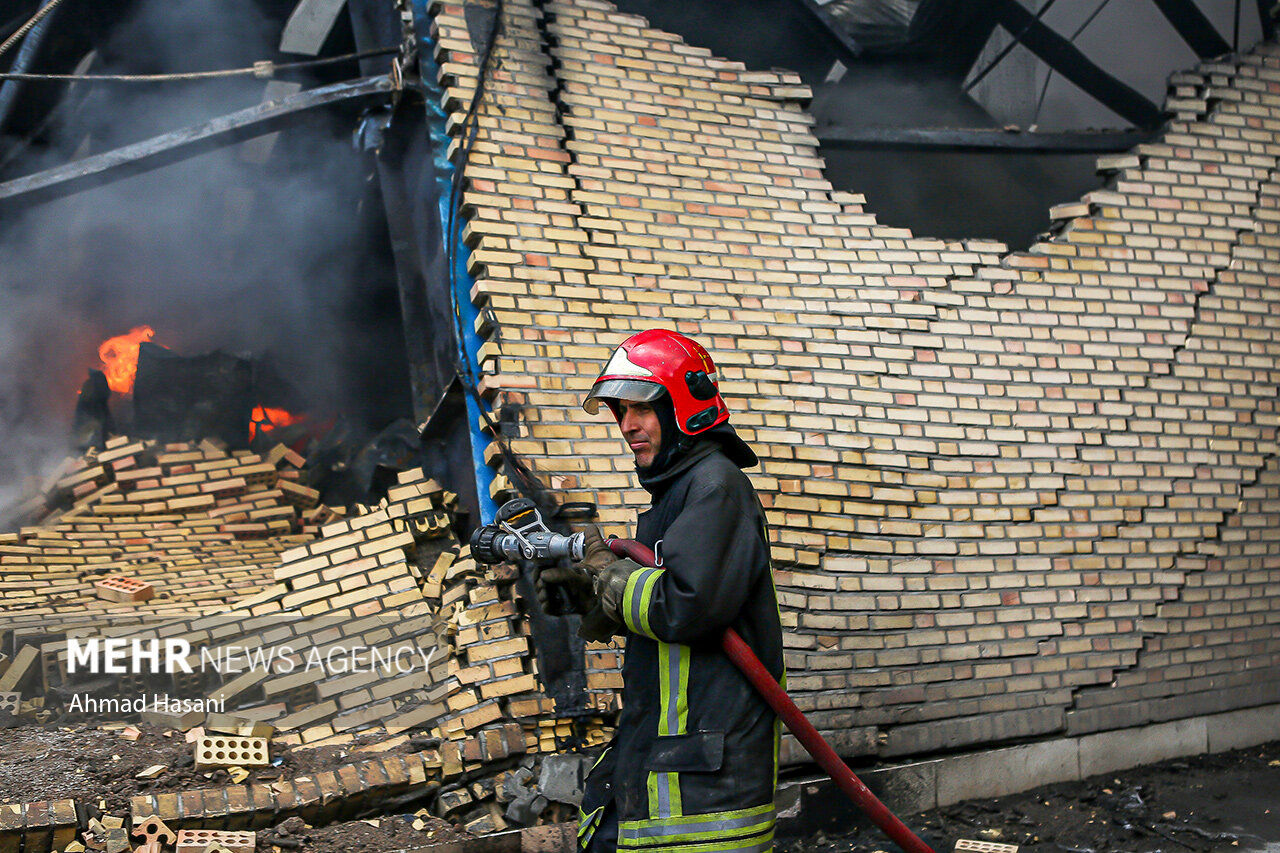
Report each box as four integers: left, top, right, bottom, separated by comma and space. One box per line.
607, 538, 936, 853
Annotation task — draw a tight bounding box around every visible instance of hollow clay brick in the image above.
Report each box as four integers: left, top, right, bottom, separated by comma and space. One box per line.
173, 829, 254, 853
194, 736, 269, 770
92, 576, 155, 603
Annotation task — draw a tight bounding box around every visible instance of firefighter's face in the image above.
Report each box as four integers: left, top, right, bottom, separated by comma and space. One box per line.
618, 399, 661, 468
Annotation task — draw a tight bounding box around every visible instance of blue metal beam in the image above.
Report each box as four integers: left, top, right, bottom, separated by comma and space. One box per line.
411, 0, 500, 525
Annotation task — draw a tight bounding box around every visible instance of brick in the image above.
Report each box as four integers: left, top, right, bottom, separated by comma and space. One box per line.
953, 841, 1020, 853
194, 736, 269, 770
140, 708, 204, 730
223, 787, 252, 829
130, 816, 176, 847
267, 445, 306, 469
1049, 201, 1091, 220
49, 809, 79, 849
92, 576, 156, 602
0, 647, 38, 692
0, 804, 22, 853
205, 715, 275, 739
174, 829, 255, 853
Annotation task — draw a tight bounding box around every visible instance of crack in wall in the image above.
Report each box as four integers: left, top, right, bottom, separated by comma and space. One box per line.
529, 0, 598, 283
1059, 143, 1280, 723
853, 56, 1273, 539
1026, 69, 1280, 524
791, 50, 1280, 751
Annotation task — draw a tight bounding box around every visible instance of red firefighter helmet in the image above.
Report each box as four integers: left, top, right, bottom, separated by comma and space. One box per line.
583, 329, 731, 435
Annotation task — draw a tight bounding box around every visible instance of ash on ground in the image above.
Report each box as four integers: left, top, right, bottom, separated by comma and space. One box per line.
780, 741, 1279, 853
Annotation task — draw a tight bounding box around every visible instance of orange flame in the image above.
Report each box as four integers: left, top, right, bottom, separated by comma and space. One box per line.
250, 406, 300, 440
98, 326, 156, 395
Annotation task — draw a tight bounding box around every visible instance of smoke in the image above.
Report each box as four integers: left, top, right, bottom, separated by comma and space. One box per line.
0, 0, 406, 515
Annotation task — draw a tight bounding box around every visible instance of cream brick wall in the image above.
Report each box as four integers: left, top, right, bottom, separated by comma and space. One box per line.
431, 0, 1280, 760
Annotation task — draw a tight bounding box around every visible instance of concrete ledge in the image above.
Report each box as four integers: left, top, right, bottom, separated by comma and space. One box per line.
935, 737, 1078, 806
1206, 704, 1280, 753
776, 702, 1280, 838
1077, 716, 1207, 778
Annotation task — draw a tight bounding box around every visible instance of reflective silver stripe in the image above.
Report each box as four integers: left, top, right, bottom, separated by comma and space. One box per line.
619, 807, 777, 841
664, 645, 680, 736
578, 805, 605, 844
630, 567, 661, 632
655, 771, 671, 819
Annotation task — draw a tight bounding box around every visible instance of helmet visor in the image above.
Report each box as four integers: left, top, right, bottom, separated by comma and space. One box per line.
582, 378, 664, 414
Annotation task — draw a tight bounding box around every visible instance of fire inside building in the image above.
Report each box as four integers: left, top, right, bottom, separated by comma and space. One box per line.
1, 1, 1278, 852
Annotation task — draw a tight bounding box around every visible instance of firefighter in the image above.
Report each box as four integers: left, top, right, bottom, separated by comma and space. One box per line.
538, 329, 784, 853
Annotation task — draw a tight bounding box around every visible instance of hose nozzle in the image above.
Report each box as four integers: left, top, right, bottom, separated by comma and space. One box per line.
469, 498, 585, 566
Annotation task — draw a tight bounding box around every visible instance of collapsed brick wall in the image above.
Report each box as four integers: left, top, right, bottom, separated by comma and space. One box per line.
41, 468, 619, 756
433, 0, 1280, 761
0, 437, 328, 642
4, 459, 619, 834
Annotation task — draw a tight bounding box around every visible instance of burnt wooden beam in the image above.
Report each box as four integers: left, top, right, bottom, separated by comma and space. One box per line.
990, 0, 1162, 129
815, 125, 1152, 153
0, 75, 393, 210
789, 0, 864, 65
1150, 0, 1232, 57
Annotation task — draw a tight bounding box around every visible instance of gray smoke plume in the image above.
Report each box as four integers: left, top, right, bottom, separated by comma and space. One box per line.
0, 0, 403, 517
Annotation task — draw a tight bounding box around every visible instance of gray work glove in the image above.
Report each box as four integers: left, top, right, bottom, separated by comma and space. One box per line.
535, 524, 614, 616
596, 558, 644, 625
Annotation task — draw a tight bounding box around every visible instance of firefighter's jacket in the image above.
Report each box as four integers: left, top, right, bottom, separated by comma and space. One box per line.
579, 436, 784, 853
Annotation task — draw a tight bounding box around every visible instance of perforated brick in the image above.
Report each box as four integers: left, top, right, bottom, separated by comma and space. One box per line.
194, 735, 269, 769
174, 829, 255, 853
0, 692, 18, 714
130, 815, 176, 846
954, 840, 1019, 853
92, 575, 155, 603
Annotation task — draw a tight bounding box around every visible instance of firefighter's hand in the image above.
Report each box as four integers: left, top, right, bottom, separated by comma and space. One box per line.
535, 561, 595, 615
596, 557, 643, 624
578, 601, 622, 643
579, 524, 616, 575
534, 525, 617, 616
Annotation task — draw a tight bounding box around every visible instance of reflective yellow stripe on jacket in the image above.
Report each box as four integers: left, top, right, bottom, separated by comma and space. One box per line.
646, 639, 689, 820
577, 747, 612, 849
623, 566, 664, 640
621, 566, 700, 826
618, 803, 776, 852
617, 560, 778, 852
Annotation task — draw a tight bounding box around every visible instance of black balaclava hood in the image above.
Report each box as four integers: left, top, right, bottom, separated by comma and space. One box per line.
631, 393, 760, 496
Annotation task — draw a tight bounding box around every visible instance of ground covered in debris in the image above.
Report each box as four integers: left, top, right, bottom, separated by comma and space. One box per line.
5, 721, 1277, 852
258, 815, 472, 853
0, 722, 414, 815
780, 741, 1280, 853
0, 722, 480, 851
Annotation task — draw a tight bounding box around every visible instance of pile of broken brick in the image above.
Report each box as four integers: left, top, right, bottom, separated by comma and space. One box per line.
77, 816, 253, 853
0, 436, 625, 851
